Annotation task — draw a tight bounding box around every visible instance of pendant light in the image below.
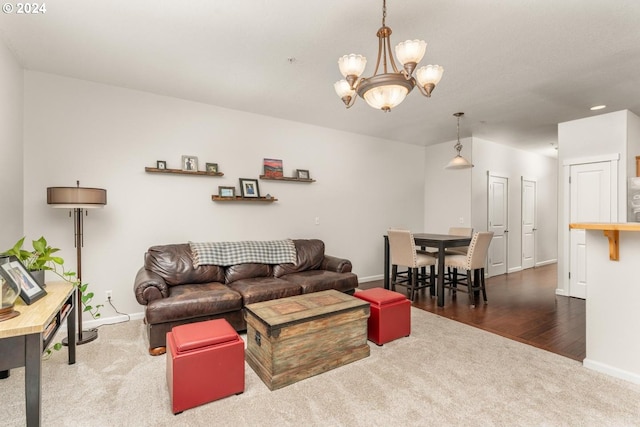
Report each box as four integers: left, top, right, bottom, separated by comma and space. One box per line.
445, 112, 473, 169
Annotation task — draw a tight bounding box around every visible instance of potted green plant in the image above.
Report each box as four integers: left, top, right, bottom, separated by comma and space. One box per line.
2, 236, 102, 317
1, 236, 63, 287
2, 236, 103, 356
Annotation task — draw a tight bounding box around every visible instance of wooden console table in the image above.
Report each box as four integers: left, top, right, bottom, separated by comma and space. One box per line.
0, 281, 76, 427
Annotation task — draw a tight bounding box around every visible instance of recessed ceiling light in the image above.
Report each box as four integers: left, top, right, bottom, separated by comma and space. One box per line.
590, 105, 607, 111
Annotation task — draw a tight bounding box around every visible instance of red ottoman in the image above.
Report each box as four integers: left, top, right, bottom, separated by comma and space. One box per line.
166, 319, 244, 414
354, 288, 411, 345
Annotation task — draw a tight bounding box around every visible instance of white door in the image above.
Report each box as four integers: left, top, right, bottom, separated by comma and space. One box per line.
521, 178, 536, 270
569, 162, 612, 299
488, 174, 508, 276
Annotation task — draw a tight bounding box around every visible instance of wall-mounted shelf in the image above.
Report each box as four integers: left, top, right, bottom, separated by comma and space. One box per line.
212, 196, 278, 203
259, 175, 315, 183
145, 167, 224, 176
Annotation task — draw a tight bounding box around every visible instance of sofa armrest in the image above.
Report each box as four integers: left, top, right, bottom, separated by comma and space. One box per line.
134, 267, 169, 305
321, 255, 353, 273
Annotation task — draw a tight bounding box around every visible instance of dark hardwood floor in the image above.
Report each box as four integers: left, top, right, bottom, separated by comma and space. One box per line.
360, 263, 586, 361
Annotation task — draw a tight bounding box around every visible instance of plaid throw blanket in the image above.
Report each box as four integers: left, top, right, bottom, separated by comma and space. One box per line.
190, 239, 297, 267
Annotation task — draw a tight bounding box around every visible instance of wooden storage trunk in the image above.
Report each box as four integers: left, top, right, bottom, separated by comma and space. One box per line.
245, 290, 370, 390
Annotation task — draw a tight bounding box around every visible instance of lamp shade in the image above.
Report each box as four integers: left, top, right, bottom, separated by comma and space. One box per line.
416, 64, 444, 87
363, 84, 409, 110
445, 155, 473, 169
334, 80, 356, 98
47, 186, 107, 209
395, 39, 427, 65
338, 54, 367, 78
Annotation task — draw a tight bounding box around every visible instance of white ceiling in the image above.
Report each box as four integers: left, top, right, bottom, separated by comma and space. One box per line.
2, 0, 640, 157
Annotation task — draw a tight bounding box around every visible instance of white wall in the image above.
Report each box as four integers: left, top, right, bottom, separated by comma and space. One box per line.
557, 110, 640, 295
0, 39, 23, 249
424, 139, 472, 232
425, 137, 558, 272
472, 138, 558, 272
583, 228, 640, 384
23, 71, 426, 321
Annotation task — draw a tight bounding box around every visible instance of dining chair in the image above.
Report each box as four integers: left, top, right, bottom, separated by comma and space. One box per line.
443, 231, 494, 307
443, 227, 474, 283
387, 228, 436, 301
444, 227, 474, 255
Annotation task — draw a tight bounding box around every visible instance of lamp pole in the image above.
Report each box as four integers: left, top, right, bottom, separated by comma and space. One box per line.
48, 181, 106, 346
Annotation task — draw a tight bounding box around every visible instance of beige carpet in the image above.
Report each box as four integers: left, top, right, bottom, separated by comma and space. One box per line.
3, 308, 640, 427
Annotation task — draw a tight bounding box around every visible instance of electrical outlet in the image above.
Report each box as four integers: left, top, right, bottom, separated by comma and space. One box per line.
106, 290, 112, 300
315, 217, 320, 225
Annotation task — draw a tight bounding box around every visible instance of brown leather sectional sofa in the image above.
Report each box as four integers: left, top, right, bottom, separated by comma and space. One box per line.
133, 239, 358, 355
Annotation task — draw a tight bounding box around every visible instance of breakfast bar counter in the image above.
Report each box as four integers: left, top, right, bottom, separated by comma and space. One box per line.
569, 222, 640, 384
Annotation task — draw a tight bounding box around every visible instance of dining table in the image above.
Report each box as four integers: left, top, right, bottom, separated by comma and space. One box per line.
383, 233, 472, 307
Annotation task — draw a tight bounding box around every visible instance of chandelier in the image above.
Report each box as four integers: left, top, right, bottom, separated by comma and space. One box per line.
445, 112, 473, 169
334, 0, 444, 112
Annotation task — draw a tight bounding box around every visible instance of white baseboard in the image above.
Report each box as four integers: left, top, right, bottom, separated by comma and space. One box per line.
583, 358, 640, 385
358, 274, 383, 283
508, 266, 522, 274
536, 259, 558, 267
84, 312, 144, 329
555, 288, 569, 296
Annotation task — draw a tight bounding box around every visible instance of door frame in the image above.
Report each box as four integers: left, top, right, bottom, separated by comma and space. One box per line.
487, 172, 509, 277
558, 153, 619, 297
521, 176, 536, 270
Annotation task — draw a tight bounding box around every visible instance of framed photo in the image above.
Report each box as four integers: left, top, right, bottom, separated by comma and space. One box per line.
0, 256, 47, 305
296, 169, 310, 180
206, 163, 219, 173
263, 158, 284, 178
156, 160, 166, 170
182, 155, 198, 172
218, 186, 236, 198
239, 178, 260, 198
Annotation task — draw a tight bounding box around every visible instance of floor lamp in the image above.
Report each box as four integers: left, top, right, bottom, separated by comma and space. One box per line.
47, 181, 107, 345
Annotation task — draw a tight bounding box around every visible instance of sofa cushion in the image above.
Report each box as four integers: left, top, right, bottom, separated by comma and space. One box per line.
280, 270, 359, 294
273, 239, 324, 278
228, 277, 302, 305
145, 282, 242, 324
224, 263, 272, 284
145, 244, 225, 286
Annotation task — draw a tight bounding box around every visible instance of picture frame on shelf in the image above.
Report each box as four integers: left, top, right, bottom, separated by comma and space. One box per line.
156, 160, 166, 170
296, 169, 310, 180
182, 155, 198, 172
0, 256, 47, 305
263, 158, 284, 178
206, 163, 219, 173
218, 186, 236, 198
239, 178, 260, 198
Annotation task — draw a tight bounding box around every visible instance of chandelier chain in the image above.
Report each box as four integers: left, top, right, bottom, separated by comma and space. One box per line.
382, 0, 386, 27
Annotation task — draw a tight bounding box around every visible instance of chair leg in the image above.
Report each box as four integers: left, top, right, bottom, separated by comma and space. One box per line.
391, 265, 398, 291
467, 270, 475, 307
451, 268, 458, 295
409, 268, 418, 301
430, 265, 436, 297
480, 268, 488, 304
